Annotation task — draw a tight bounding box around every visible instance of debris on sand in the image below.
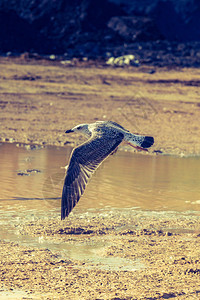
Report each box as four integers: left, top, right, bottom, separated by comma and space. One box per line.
17, 169, 41, 176
106, 54, 139, 67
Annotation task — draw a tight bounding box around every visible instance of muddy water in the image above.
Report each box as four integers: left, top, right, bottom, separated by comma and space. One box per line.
0, 142, 200, 213
0, 142, 199, 272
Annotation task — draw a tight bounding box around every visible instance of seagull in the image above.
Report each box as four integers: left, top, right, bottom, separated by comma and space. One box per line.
61, 121, 154, 220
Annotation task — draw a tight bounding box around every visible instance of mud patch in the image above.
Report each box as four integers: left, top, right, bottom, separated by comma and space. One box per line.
57, 226, 106, 235
1, 211, 200, 299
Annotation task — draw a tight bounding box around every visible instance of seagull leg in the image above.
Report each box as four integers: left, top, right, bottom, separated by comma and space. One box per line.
128, 142, 148, 151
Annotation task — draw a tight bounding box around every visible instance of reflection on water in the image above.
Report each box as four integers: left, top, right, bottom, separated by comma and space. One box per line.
0, 142, 200, 213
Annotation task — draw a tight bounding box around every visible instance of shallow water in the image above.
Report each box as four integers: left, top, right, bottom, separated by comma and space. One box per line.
0, 142, 199, 271
0, 142, 200, 213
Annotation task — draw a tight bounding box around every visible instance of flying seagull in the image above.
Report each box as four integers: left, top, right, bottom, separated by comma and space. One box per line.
61, 121, 154, 220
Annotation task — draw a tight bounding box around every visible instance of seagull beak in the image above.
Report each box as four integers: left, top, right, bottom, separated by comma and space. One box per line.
65, 129, 73, 133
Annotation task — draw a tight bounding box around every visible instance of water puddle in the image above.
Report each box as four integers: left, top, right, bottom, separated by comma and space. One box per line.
0, 142, 200, 212
0, 289, 33, 300
1, 217, 143, 272
0, 289, 39, 300
0, 142, 200, 271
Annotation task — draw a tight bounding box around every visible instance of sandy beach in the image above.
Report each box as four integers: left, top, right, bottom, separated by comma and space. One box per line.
0, 57, 200, 299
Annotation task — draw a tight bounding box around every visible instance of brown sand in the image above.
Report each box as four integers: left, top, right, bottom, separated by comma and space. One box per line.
1, 212, 200, 299
0, 57, 200, 299
0, 56, 200, 155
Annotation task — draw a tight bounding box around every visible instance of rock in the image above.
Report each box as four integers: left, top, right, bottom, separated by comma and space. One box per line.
108, 16, 163, 42
23, 144, 43, 150
17, 172, 30, 176
26, 169, 41, 173
154, 0, 200, 42
17, 169, 41, 176
0, 0, 200, 67
0, 0, 124, 55
60, 60, 73, 65
49, 55, 56, 60
148, 69, 156, 74
3, 138, 15, 143
106, 54, 138, 66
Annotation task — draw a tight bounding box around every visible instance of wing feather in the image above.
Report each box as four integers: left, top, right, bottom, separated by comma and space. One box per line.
106, 121, 129, 132
61, 132, 124, 219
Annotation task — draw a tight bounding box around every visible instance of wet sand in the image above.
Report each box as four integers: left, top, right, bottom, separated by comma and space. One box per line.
0, 56, 200, 155
1, 211, 200, 299
0, 57, 200, 299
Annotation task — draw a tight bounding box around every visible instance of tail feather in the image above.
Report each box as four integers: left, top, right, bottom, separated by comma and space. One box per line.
125, 133, 154, 149
141, 136, 154, 149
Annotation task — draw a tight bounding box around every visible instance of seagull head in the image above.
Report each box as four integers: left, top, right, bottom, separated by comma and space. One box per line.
65, 124, 91, 137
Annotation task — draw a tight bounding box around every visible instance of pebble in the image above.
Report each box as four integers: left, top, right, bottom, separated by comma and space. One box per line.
49, 54, 56, 60
0, 137, 15, 143
17, 169, 41, 176
106, 55, 139, 67
16, 143, 43, 150
61, 60, 72, 65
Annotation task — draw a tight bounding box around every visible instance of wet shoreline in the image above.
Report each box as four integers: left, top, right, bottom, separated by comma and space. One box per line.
1, 209, 200, 299
0, 58, 200, 299
0, 142, 200, 298
0, 57, 200, 157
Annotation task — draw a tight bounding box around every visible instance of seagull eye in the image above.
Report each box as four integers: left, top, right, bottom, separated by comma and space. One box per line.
77, 126, 82, 130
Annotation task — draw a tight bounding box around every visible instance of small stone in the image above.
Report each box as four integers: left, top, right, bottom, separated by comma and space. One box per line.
9, 138, 15, 143
166, 232, 173, 236
106, 55, 136, 67
49, 54, 56, 60
148, 69, 156, 74
61, 60, 72, 65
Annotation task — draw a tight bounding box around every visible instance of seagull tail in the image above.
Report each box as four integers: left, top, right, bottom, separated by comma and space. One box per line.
125, 133, 154, 150
140, 136, 154, 148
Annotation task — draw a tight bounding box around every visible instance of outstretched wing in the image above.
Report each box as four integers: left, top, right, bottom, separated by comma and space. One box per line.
107, 121, 129, 132
61, 132, 124, 219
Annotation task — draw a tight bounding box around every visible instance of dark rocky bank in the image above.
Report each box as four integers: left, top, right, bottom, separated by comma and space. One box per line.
1, 0, 200, 67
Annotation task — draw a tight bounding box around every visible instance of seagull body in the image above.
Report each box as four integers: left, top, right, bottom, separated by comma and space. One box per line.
61, 121, 154, 220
